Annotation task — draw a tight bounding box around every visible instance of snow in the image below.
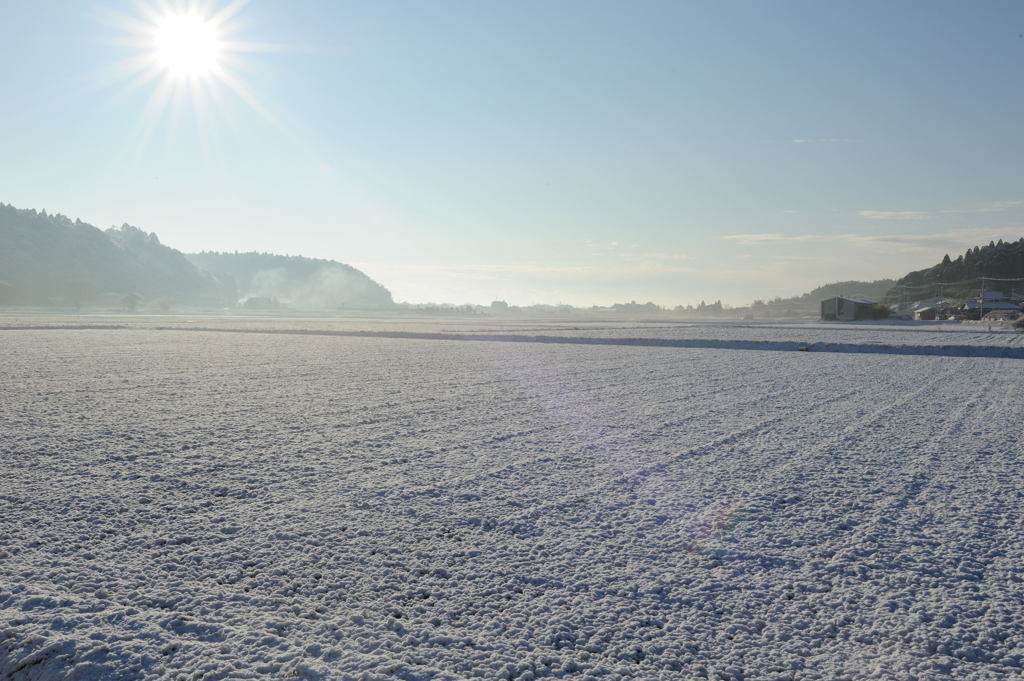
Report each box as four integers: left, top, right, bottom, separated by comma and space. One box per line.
2, 316, 1023, 680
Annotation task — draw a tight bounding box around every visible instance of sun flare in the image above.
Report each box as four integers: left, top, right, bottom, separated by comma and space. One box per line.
154, 13, 222, 77
101, 1, 290, 153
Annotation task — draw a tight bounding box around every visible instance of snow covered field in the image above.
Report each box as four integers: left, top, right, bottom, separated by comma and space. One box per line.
2, 317, 1022, 680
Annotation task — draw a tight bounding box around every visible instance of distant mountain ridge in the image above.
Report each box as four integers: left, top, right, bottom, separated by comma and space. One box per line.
782, 279, 896, 304
0, 202, 393, 309
747, 279, 895, 315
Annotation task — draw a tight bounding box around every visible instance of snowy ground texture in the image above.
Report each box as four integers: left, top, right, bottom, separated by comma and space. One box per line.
2, 317, 1023, 680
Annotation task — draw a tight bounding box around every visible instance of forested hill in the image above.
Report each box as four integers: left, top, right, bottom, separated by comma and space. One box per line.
785, 279, 896, 304
891, 238, 1024, 300
0, 202, 394, 309
186, 252, 394, 309
746, 279, 895, 315
0, 203, 232, 306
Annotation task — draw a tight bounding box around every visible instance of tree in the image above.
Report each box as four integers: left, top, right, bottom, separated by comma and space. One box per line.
122, 293, 142, 312
61, 277, 98, 307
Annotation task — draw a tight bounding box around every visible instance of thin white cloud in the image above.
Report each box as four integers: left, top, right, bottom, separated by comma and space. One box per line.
858, 210, 927, 220
789, 137, 852, 144
354, 257, 708, 286
459, 263, 593, 275
645, 252, 691, 261
724, 227, 1018, 255
618, 250, 692, 261
836, 228, 1020, 254
584, 242, 690, 264
977, 200, 1024, 213
445, 263, 594, 277
857, 201, 1022, 219
723, 233, 820, 245
584, 240, 637, 255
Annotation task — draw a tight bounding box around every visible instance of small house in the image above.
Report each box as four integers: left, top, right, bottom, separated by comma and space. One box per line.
980, 290, 1009, 302
912, 298, 952, 321
959, 299, 1022, 320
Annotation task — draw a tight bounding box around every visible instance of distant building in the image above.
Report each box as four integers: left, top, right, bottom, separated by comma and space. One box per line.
913, 298, 953, 321
820, 296, 880, 321
959, 299, 1021, 320
980, 290, 1009, 302
241, 296, 280, 310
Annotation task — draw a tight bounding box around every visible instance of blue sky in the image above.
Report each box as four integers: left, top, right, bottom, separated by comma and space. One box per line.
2, 0, 1023, 305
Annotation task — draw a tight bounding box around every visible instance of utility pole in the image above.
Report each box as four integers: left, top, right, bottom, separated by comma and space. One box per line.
980, 276, 986, 320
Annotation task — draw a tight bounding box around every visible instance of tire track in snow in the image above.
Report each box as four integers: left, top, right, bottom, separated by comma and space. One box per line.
469, 367, 899, 541
538, 357, 957, 563
345, 346, 814, 504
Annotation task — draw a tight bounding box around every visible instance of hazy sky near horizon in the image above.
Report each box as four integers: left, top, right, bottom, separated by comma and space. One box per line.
2, 0, 1023, 306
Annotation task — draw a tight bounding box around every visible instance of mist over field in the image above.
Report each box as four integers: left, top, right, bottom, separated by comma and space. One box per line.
186, 252, 395, 310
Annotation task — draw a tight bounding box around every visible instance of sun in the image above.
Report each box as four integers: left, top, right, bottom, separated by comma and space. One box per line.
100, 1, 291, 152
154, 13, 222, 77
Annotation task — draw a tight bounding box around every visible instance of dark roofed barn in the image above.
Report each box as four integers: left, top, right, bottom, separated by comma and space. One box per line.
820, 296, 884, 321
